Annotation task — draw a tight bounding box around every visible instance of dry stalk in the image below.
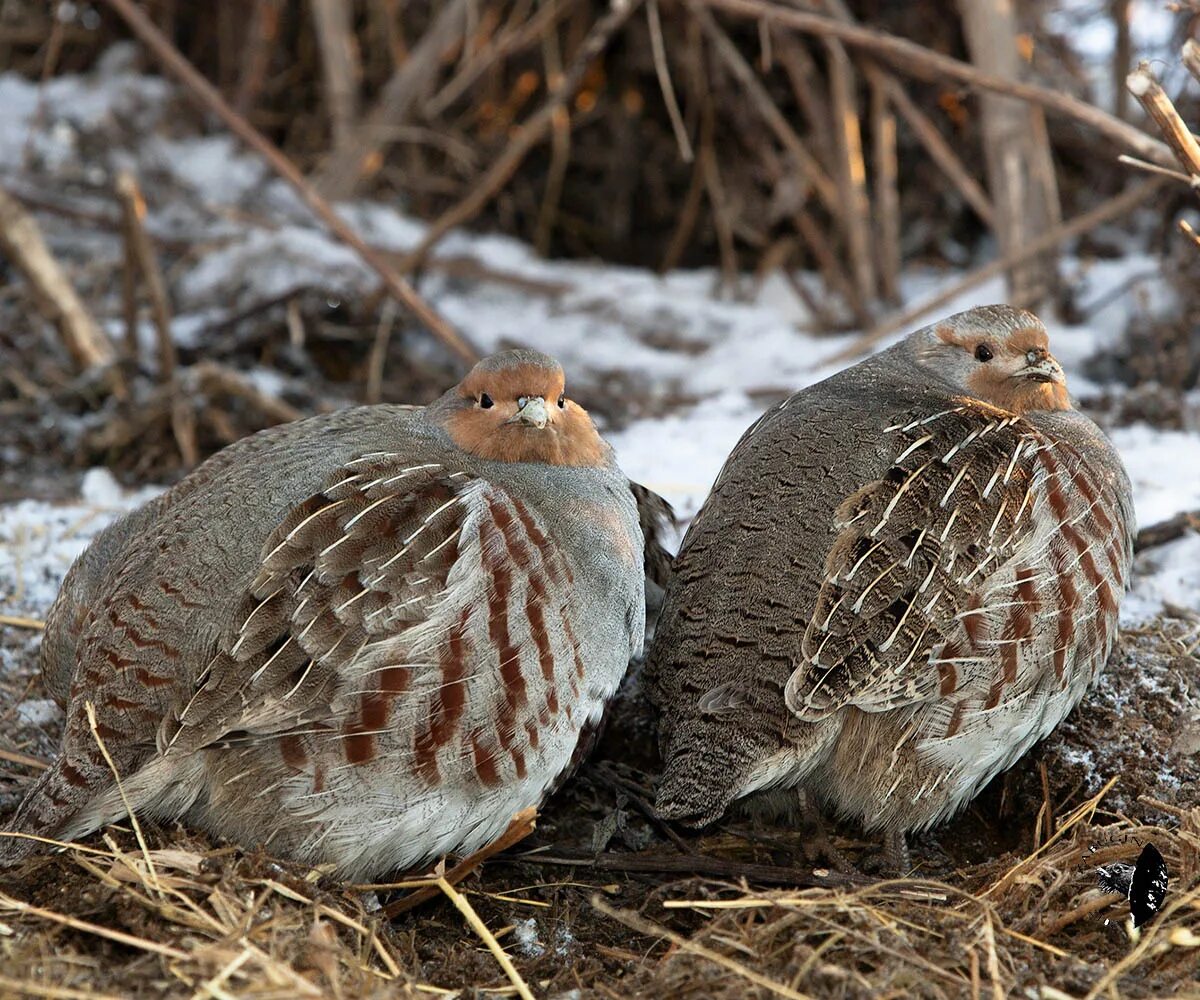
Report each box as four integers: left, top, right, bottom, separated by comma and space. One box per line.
824, 178, 1167, 365
647, 0, 694, 162
101, 0, 476, 366
309, 0, 361, 154
1126, 63, 1200, 179
0, 747, 49, 770
316, 0, 470, 198
868, 78, 900, 303
824, 36, 876, 304
687, 0, 838, 214
699, 0, 1177, 169
399, 0, 644, 273
115, 171, 177, 381
0, 186, 116, 372
0, 889, 187, 959
0, 614, 45, 630
84, 701, 162, 895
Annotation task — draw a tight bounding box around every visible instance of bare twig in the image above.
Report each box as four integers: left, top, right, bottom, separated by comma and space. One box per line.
825, 37, 875, 303
365, 299, 398, 404
316, 0, 469, 198
519, 847, 875, 889
869, 77, 900, 303
647, 0, 694, 162
0, 186, 116, 371
824, 178, 1166, 364
101, 0, 476, 366
115, 171, 176, 381
1183, 38, 1200, 86
1127, 63, 1200, 178
399, 0, 644, 272
191, 362, 303, 425
233, 0, 284, 116
813, 0, 994, 226
309, 0, 361, 153
699, 0, 1178, 169
0, 747, 49, 770
687, 1, 838, 212
376, 807, 538, 917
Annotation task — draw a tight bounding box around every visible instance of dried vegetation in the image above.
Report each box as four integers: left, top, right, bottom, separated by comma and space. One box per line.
1, 0, 1200, 996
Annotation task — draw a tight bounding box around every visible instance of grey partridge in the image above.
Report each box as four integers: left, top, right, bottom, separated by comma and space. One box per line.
3, 350, 661, 880
649, 306, 1134, 852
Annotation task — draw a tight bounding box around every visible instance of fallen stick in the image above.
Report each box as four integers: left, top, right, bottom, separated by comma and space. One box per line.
699, 0, 1177, 170
516, 846, 875, 890
821, 177, 1167, 365
101, 0, 477, 367
0, 186, 116, 371
1134, 509, 1200, 554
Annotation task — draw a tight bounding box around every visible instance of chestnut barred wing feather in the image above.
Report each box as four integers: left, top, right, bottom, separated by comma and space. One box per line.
159, 454, 576, 768
786, 402, 1129, 721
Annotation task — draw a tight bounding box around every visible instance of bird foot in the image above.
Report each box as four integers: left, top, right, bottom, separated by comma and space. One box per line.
796, 793, 858, 874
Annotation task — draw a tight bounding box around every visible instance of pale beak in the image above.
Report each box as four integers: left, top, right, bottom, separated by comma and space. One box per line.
1017, 348, 1065, 385
508, 396, 549, 429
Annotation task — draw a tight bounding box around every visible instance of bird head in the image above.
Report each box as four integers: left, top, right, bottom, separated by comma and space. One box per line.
438, 349, 609, 466
908, 305, 1071, 415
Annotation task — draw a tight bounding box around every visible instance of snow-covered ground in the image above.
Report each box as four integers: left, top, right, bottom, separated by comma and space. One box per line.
2, 49, 1199, 648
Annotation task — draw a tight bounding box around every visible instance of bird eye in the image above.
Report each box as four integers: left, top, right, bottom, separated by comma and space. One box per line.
557, 394, 565, 408
974, 344, 994, 363
479, 393, 494, 409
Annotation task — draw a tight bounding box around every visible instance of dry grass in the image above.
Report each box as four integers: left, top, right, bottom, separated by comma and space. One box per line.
1, 625, 1198, 998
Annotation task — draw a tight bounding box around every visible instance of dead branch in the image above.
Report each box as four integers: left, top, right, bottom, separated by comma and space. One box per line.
699, 0, 1178, 170
1134, 509, 1200, 554
0, 186, 116, 371
815, 0, 995, 227
869, 76, 900, 303
315, 0, 469, 199
115, 171, 177, 381
101, 0, 477, 367
233, 0, 284, 116
1126, 62, 1200, 180
824, 37, 876, 304
191, 361, 303, 425
824, 178, 1167, 365
398, 0, 644, 273
648, 0, 694, 162
687, 1, 838, 213
523, 847, 876, 889
957, 0, 1061, 303
309, 0, 361, 155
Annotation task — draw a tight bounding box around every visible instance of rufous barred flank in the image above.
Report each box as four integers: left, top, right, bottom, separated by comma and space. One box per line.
648, 306, 1134, 856
1, 350, 673, 880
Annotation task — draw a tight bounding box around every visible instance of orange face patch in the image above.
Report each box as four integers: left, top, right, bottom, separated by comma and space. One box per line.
939, 324, 1070, 415
444, 362, 609, 467
965, 367, 1071, 415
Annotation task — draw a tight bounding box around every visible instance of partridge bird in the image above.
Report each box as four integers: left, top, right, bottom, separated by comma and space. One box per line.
649, 306, 1134, 855
3, 351, 662, 880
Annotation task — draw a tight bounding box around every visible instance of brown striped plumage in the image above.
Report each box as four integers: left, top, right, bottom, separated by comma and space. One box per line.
649, 306, 1134, 848
3, 351, 665, 879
